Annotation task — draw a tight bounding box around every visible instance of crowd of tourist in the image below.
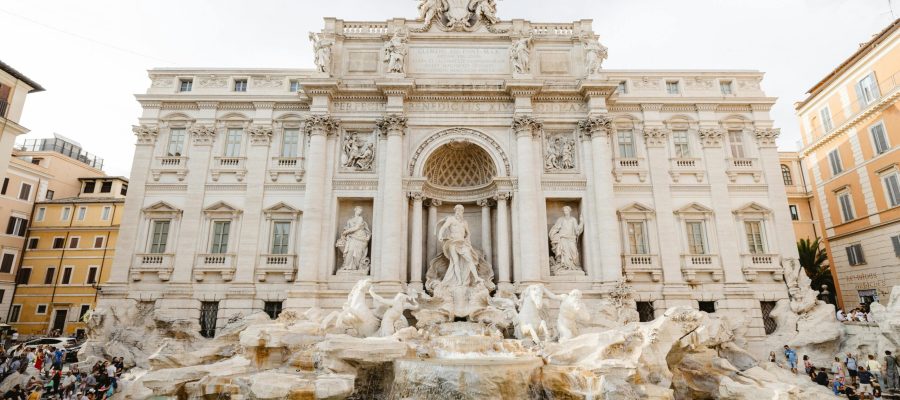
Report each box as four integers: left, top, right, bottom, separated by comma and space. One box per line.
780, 344, 900, 399
0, 341, 124, 400
837, 307, 876, 323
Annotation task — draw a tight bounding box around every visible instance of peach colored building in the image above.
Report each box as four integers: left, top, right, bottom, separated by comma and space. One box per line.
778, 152, 820, 244
796, 19, 900, 308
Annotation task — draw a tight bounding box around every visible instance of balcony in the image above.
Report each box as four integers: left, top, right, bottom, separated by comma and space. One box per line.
131, 253, 174, 281
194, 253, 236, 281
668, 157, 705, 183
256, 254, 297, 282
725, 158, 761, 183
622, 254, 662, 282
680, 254, 722, 283
268, 157, 305, 182
612, 158, 647, 182
740, 253, 783, 282
151, 156, 188, 181
211, 157, 247, 182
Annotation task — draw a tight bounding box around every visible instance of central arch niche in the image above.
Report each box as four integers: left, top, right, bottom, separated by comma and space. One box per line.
423, 140, 497, 189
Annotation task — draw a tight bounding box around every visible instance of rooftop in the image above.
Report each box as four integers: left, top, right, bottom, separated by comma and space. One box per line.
0, 60, 45, 93
16, 135, 105, 171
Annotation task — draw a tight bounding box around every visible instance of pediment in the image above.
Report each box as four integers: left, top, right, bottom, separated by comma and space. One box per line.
618, 202, 655, 216
675, 202, 713, 214
142, 201, 182, 215
263, 202, 300, 216
733, 202, 772, 215
203, 201, 243, 216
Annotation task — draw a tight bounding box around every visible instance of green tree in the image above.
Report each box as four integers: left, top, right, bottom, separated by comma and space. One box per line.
797, 237, 835, 301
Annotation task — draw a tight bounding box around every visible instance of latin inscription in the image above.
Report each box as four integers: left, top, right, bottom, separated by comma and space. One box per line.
409, 47, 509, 75
408, 102, 514, 113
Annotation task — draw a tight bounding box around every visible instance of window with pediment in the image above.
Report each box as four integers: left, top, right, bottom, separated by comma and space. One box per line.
141, 201, 183, 254
618, 203, 655, 255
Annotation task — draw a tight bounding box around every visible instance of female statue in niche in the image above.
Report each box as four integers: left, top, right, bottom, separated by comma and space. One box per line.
549, 206, 584, 274
336, 206, 371, 273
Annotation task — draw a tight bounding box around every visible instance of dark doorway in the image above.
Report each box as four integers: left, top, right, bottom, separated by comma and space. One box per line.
52, 310, 68, 333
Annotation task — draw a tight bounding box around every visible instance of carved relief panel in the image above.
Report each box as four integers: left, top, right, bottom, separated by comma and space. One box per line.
543, 131, 577, 172
340, 130, 377, 172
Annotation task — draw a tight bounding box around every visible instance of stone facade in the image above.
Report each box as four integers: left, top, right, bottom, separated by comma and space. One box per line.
100, 6, 795, 350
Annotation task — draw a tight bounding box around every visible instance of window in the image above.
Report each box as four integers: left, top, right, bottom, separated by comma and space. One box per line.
225, 128, 242, 157
892, 235, 900, 257
83, 181, 95, 193
149, 220, 170, 254
626, 221, 648, 254
100, 181, 112, 193
719, 80, 733, 95
36, 304, 47, 314
61, 207, 71, 221
685, 221, 707, 255
636, 301, 655, 322
1, 178, 8, 195
52, 237, 64, 249
820, 107, 833, 132
6, 217, 27, 237
79, 305, 91, 320
846, 243, 866, 266
199, 301, 219, 338
234, 79, 248, 92
781, 165, 793, 185
27, 237, 38, 249
18, 183, 31, 201
68, 237, 79, 249
101, 206, 111, 220
617, 81, 627, 94
36, 207, 46, 222
271, 221, 291, 254
672, 130, 690, 158
179, 79, 193, 92
0, 253, 14, 273
9, 305, 20, 322
744, 221, 765, 254
120, 184, 128, 196
828, 150, 843, 175
210, 221, 231, 254
760, 301, 777, 335
77, 207, 87, 221
289, 80, 301, 92
883, 172, 900, 208
93, 236, 104, 249
856, 73, 880, 107
167, 128, 186, 156
617, 129, 635, 158
698, 301, 716, 313
30, 158, 41, 165
16, 267, 31, 284
838, 191, 855, 222
61, 267, 72, 285
281, 128, 300, 158
789, 205, 799, 221
728, 130, 745, 158
43, 267, 55, 285
264, 301, 283, 319
871, 122, 890, 154
86, 266, 98, 284
45, 190, 54, 200
666, 80, 680, 95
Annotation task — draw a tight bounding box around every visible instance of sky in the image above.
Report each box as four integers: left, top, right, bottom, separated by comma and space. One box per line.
1, 0, 894, 176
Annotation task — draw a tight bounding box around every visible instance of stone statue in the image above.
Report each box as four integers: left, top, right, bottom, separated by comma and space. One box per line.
549, 206, 584, 275
437, 204, 484, 287
321, 279, 380, 337
309, 32, 333, 74
516, 284, 552, 342
545, 135, 576, 171
336, 206, 371, 274
584, 38, 608, 76
341, 133, 375, 170
369, 287, 418, 337
418, 0, 447, 27
469, 0, 499, 25
382, 30, 408, 74
545, 288, 591, 341
782, 258, 817, 314
510, 35, 532, 75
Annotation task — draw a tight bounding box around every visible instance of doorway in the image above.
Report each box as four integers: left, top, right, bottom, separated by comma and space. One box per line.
51, 309, 68, 334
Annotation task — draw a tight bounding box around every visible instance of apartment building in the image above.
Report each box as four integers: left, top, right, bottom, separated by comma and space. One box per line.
779, 152, 820, 243
0, 60, 44, 175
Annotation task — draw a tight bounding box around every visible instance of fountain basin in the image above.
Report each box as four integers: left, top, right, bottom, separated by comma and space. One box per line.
391, 356, 543, 400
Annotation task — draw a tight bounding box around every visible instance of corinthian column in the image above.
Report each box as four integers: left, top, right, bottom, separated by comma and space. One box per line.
494, 192, 512, 291
579, 115, 621, 283
376, 113, 408, 290
296, 114, 339, 288
409, 192, 425, 290
513, 114, 544, 284
477, 198, 493, 267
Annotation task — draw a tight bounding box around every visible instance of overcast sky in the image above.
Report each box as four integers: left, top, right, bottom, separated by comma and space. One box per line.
1, 0, 893, 176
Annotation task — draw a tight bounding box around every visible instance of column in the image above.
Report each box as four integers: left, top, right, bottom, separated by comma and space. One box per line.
376, 114, 408, 289
477, 199, 493, 266
234, 123, 272, 283
699, 127, 745, 284
513, 114, 543, 284
641, 125, 682, 284
170, 123, 216, 283
755, 128, 800, 260
581, 116, 622, 283
494, 192, 512, 291
296, 114, 339, 288
426, 199, 441, 264
409, 192, 425, 290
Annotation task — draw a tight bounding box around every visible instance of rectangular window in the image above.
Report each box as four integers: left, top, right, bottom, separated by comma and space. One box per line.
45, 190, 54, 200
83, 181, 95, 193
0, 253, 14, 273
234, 79, 248, 92
199, 301, 219, 338
6, 217, 27, 237
846, 243, 866, 266
150, 220, 171, 254
52, 237, 64, 249
820, 107, 833, 132
838, 192, 855, 222
86, 266, 98, 285
281, 128, 300, 158
744, 220, 765, 254
271, 221, 291, 254
617, 81, 627, 94
68, 237, 79, 249
27, 237, 38, 249
100, 181, 112, 193
61, 267, 72, 285
698, 301, 716, 313
167, 128, 186, 156
36, 304, 47, 314
636, 301, 655, 322
617, 129, 635, 158
828, 150, 843, 175
61, 207, 71, 221
685, 221, 707, 255
728, 130, 745, 158
672, 129, 690, 158
626, 221, 648, 254
871, 122, 890, 154
789, 205, 799, 221
101, 206, 111, 220
121, 184, 128, 196
43, 267, 55, 285
857, 73, 880, 107
30, 158, 41, 165
77, 207, 86, 221
225, 128, 242, 157
761, 301, 777, 335
666, 80, 680, 95
18, 183, 31, 201
719, 80, 733, 95
1, 178, 8, 195
179, 79, 193, 92
883, 173, 900, 208
36, 207, 45, 222
264, 301, 283, 319
289, 80, 301, 92
79, 305, 91, 320
16, 267, 31, 284
9, 305, 20, 322
210, 221, 231, 254
892, 235, 900, 257
93, 236, 104, 249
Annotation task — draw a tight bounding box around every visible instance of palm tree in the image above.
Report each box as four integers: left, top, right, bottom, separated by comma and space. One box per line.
797, 237, 835, 302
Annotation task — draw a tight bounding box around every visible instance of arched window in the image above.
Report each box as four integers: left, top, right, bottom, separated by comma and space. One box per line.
781, 165, 793, 186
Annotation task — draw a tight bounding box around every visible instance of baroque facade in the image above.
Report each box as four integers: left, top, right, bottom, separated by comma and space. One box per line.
101, 4, 796, 349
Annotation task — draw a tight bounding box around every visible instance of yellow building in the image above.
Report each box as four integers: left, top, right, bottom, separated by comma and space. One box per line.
778, 152, 821, 243
795, 19, 900, 308
10, 176, 126, 336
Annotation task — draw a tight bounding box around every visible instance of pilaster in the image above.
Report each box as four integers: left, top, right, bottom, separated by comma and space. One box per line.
512, 114, 544, 284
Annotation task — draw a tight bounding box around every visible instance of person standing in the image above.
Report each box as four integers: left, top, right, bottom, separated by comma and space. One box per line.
783, 345, 798, 373
845, 353, 859, 385
858, 366, 874, 395
885, 350, 899, 390
867, 354, 883, 388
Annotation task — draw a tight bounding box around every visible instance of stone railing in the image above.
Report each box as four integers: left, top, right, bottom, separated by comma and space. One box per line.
151, 157, 189, 181
622, 254, 662, 282
342, 23, 389, 35
268, 157, 305, 182
531, 24, 574, 36
740, 253, 783, 281
680, 254, 722, 282
211, 157, 247, 182
158, 156, 187, 167
613, 158, 647, 182
725, 158, 761, 183
669, 157, 704, 182
256, 254, 297, 282
194, 253, 236, 281
131, 253, 175, 281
